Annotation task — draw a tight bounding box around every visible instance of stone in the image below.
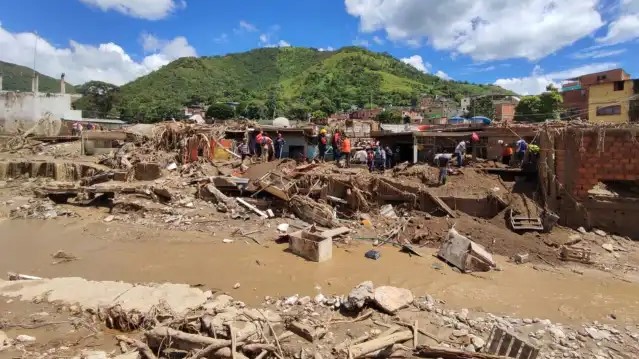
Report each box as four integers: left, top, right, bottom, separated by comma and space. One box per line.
373, 286, 414, 314
523, 318, 533, 324
585, 327, 611, 341
203, 294, 234, 311
284, 295, 299, 306
15, 335, 36, 343
344, 281, 374, 311
471, 335, 486, 349
601, 243, 614, 252
0, 330, 10, 348
549, 326, 566, 340
539, 319, 552, 326
452, 329, 469, 337
314, 294, 326, 304
82, 350, 108, 359
577, 227, 587, 234
104, 215, 115, 222
457, 308, 469, 321
298, 296, 311, 305
514, 253, 530, 264
464, 344, 476, 352
594, 229, 607, 237
233, 282, 241, 289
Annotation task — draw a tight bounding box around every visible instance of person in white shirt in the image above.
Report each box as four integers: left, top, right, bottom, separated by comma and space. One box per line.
454, 140, 467, 167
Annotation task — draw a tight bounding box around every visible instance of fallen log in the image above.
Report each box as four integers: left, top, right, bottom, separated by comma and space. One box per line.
146, 325, 257, 355
287, 321, 325, 343
349, 331, 413, 358
200, 184, 239, 210
80, 172, 114, 186
116, 335, 158, 359
414, 346, 508, 359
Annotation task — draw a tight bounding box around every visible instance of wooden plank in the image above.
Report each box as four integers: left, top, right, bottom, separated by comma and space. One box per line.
236, 198, 269, 219
426, 192, 457, 218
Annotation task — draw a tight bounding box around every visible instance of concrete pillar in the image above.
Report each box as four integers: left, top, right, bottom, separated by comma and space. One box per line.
60, 73, 65, 94
32, 75, 39, 93
413, 135, 418, 164
0, 76, 3, 91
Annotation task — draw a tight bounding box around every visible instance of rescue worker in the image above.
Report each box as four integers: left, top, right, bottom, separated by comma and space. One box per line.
341, 134, 351, 168
332, 130, 342, 163
274, 132, 286, 159
454, 140, 468, 167
318, 128, 328, 162
434, 152, 452, 185
501, 143, 513, 166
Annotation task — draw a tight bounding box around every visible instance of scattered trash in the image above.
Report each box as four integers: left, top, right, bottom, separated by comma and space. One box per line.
166, 162, 178, 171
365, 250, 381, 260
104, 215, 115, 222
380, 204, 398, 218
8, 272, 42, 281
222, 239, 234, 243
277, 223, 290, 234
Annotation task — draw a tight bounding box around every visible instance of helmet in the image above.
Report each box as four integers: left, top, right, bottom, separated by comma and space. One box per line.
320, 128, 327, 134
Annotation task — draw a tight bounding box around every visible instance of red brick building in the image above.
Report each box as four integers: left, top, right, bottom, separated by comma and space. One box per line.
561, 68, 631, 120
494, 102, 516, 122
349, 108, 382, 121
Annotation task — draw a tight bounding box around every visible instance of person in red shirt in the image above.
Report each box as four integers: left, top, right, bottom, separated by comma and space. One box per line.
332, 130, 342, 163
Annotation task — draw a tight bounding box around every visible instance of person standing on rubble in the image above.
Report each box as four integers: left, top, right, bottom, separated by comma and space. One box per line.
237, 140, 249, 161
501, 143, 513, 166
274, 132, 286, 159
332, 130, 342, 163
262, 134, 274, 162
434, 151, 452, 185
318, 129, 328, 162
254, 130, 263, 159
454, 140, 467, 167
515, 138, 528, 166
366, 148, 375, 172
341, 134, 351, 168
384, 145, 393, 169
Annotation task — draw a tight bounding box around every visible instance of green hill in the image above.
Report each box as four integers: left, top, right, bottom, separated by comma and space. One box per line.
118, 47, 512, 122
0, 60, 76, 93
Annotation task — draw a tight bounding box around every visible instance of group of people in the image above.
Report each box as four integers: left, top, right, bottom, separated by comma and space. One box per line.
318, 129, 352, 167
237, 131, 287, 162
500, 138, 537, 167
71, 122, 105, 136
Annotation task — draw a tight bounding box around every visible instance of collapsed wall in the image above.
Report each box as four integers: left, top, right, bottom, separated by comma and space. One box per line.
540, 125, 639, 238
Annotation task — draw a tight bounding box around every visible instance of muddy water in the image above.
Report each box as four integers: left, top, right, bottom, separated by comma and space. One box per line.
2, 218, 639, 325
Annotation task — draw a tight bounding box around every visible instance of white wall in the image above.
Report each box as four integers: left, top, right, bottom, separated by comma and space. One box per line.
0, 91, 82, 134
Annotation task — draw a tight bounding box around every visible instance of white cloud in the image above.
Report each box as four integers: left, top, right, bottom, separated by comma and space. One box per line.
277, 40, 291, 47
259, 33, 291, 48
353, 37, 370, 47
79, 0, 184, 20
571, 48, 626, 59
213, 33, 229, 44
435, 70, 452, 80
318, 46, 335, 52
598, 0, 639, 44
345, 0, 604, 61
401, 55, 431, 73
372, 35, 385, 45
0, 24, 196, 86
238, 20, 258, 32
259, 34, 270, 44
494, 62, 618, 95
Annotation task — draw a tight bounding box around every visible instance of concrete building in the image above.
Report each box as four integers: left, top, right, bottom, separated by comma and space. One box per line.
401, 110, 424, 123
494, 102, 516, 122
350, 108, 381, 121
561, 68, 631, 121
0, 74, 82, 135
588, 79, 639, 123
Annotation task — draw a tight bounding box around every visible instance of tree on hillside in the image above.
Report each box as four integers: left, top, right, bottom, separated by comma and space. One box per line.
466, 96, 495, 119
289, 104, 310, 121
206, 104, 234, 120
75, 81, 120, 119
377, 110, 402, 124
311, 110, 327, 120
515, 84, 562, 122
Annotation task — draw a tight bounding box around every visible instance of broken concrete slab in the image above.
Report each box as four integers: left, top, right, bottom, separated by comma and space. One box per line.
343, 281, 374, 311
437, 228, 496, 273
0, 278, 208, 314
373, 286, 414, 314
289, 229, 332, 262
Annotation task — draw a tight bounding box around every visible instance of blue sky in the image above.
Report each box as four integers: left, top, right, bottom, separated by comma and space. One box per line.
0, 0, 638, 94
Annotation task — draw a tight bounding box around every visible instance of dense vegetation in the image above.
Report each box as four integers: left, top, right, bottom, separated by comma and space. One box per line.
115, 47, 513, 122
0, 60, 76, 93
515, 85, 563, 122
73, 81, 120, 118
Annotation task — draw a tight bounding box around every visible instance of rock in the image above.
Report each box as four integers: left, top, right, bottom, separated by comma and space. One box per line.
298, 296, 311, 305
514, 253, 530, 264
284, 295, 299, 306
577, 227, 587, 234
523, 318, 533, 324
81, 350, 108, 359
0, 330, 10, 348
15, 335, 36, 343
585, 327, 611, 341
373, 286, 414, 314
549, 326, 566, 340
601, 243, 614, 252
539, 319, 552, 326
314, 293, 326, 304
464, 344, 476, 352
203, 294, 234, 311
452, 329, 469, 337
457, 308, 469, 321
594, 229, 607, 237
104, 215, 115, 222
471, 335, 486, 349
233, 282, 241, 289
343, 281, 374, 311
114, 351, 141, 359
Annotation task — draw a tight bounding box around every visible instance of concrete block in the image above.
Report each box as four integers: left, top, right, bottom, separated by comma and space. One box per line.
289, 230, 332, 262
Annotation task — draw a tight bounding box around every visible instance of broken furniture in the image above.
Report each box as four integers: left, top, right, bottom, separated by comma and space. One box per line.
509, 209, 544, 231
559, 245, 593, 264
437, 228, 496, 273
485, 326, 539, 359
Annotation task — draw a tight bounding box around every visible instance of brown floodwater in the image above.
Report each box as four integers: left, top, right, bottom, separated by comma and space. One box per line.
1, 218, 639, 325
